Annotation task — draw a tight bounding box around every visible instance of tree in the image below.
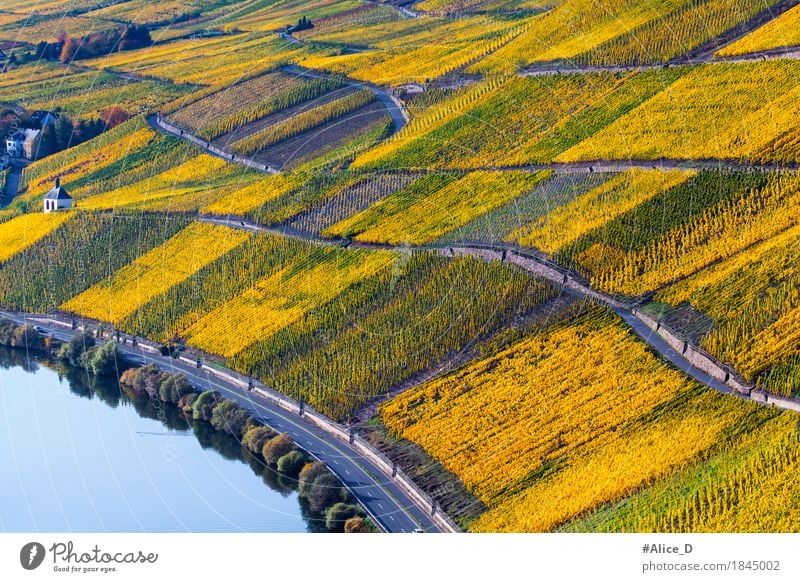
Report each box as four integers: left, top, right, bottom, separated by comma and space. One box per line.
139, 368, 167, 399
276, 450, 306, 476
307, 473, 345, 513
59, 38, 77, 63
54, 117, 74, 150
242, 425, 277, 455
100, 105, 129, 129
298, 461, 327, 497
325, 503, 360, 531
210, 399, 251, 437
11, 324, 45, 351
58, 331, 95, 367
37, 124, 59, 158
192, 390, 221, 422
88, 340, 119, 376
119, 25, 151, 51
0, 320, 18, 345
262, 433, 294, 466
344, 516, 369, 533
159, 373, 193, 403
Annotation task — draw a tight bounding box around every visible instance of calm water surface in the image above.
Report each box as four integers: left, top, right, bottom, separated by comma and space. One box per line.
0, 348, 322, 532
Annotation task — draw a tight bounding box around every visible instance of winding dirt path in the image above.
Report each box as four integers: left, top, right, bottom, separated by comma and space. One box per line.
197, 215, 800, 415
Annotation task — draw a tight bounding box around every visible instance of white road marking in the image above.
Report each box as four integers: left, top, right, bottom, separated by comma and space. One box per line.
388, 515, 396, 521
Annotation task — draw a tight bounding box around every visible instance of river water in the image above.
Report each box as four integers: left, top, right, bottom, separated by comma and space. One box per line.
0, 348, 322, 532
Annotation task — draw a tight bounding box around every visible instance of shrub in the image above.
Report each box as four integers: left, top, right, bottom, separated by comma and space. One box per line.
298, 462, 328, 497
325, 503, 361, 531
192, 390, 221, 422
344, 516, 369, 533
178, 392, 198, 414
0, 319, 18, 345
276, 450, 306, 476
307, 473, 346, 513
87, 340, 120, 377
242, 426, 278, 456
119, 367, 140, 387
159, 373, 193, 404
11, 324, 45, 351
262, 434, 294, 466
57, 331, 95, 367
210, 399, 252, 437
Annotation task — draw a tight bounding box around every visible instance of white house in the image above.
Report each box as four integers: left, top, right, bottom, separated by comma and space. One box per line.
43, 178, 72, 212
6, 128, 41, 160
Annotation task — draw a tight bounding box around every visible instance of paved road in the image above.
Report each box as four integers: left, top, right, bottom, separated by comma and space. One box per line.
613, 308, 740, 397
0, 311, 442, 533
1, 161, 24, 207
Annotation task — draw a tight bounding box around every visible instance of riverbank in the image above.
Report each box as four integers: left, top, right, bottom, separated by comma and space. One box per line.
0, 309, 454, 533
0, 318, 374, 533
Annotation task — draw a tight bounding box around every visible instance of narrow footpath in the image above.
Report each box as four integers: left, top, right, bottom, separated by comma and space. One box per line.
198, 215, 800, 416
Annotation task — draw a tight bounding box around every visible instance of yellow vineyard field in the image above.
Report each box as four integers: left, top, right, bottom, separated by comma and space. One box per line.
202, 173, 303, 216
558, 61, 800, 164
471, 0, 689, 73
717, 5, 800, 57
382, 310, 765, 531
588, 172, 800, 296
299, 16, 521, 85
0, 213, 73, 263
511, 169, 693, 253
22, 125, 157, 201
335, 171, 544, 245
184, 249, 396, 357
62, 223, 249, 325
78, 154, 254, 210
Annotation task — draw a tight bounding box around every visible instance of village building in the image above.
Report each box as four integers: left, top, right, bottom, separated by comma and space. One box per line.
6, 128, 41, 160
29, 110, 58, 128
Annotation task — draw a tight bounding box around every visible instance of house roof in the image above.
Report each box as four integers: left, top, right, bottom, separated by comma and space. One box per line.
7, 128, 39, 143
44, 178, 71, 201
30, 110, 57, 122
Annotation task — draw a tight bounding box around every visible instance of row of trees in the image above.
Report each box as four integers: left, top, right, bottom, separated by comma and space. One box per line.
0, 320, 120, 377
0, 319, 370, 531
33, 25, 152, 65
192, 391, 369, 531
120, 365, 370, 532
36, 112, 114, 158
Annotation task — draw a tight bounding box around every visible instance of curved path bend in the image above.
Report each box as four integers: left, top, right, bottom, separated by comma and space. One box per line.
150, 65, 408, 176
198, 215, 800, 416
0, 310, 447, 534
